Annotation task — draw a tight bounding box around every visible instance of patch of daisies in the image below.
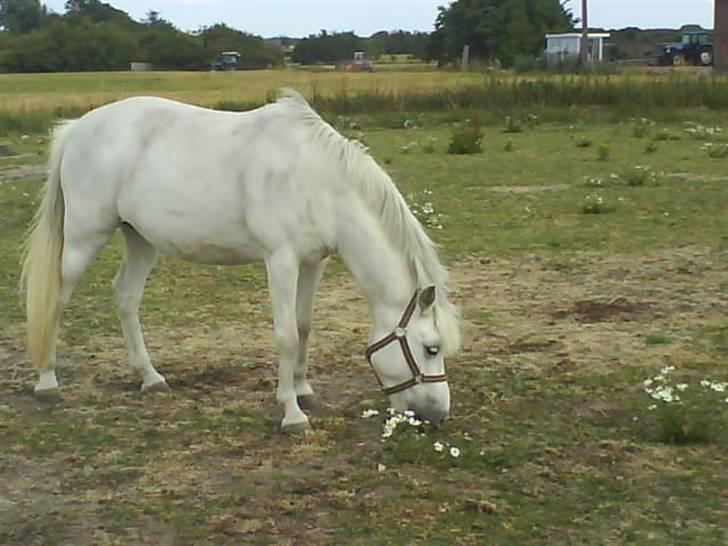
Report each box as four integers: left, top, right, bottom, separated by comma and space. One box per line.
360, 408, 462, 458
640, 365, 728, 444
643, 366, 728, 407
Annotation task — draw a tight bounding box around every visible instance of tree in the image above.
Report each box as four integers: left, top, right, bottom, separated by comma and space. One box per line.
367, 30, 430, 59
0, 0, 280, 73
0, 0, 43, 34
292, 31, 362, 64
427, 0, 573, 67
65, 0, 136, 25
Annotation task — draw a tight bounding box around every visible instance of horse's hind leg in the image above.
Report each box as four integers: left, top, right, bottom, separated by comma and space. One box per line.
35, 230, 111, 401
114, 224, 168, 393
294, 258, 327, 411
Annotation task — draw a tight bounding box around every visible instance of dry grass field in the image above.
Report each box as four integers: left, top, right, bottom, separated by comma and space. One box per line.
0, 69, 482, 113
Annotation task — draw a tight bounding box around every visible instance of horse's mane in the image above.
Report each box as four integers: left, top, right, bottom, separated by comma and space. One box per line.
277, 89, 461, 355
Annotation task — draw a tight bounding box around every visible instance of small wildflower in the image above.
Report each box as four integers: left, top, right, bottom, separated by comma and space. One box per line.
377, 463, 386, 472
433, 441, 444, 453
449, 447, 461, 458
648, 404, 657, 410
676, 383, 688, 392
361, 409, 379, 418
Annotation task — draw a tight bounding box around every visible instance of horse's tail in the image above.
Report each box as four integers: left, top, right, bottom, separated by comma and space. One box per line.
20, 122, 74, 372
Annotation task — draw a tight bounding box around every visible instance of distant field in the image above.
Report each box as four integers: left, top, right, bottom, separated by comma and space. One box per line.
2, 68, 727, 138
0, 69, 481, 113
0, 73, 727, 544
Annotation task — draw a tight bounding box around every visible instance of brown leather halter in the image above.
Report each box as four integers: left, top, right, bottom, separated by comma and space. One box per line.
365, 291, 448, 396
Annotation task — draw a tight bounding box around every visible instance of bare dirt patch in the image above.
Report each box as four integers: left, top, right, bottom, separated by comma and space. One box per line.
0, 164, 45, 185
484, 183, 570, 194
552, 297, 650, 323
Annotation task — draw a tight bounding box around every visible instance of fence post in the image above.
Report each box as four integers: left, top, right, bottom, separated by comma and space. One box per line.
716, 0, 728, 72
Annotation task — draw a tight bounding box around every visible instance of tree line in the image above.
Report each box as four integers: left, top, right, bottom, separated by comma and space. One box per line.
0, 0, 284, 71
0, 0, 577, 72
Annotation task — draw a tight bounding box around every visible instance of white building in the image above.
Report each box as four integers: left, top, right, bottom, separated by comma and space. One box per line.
545, 32, 610, 62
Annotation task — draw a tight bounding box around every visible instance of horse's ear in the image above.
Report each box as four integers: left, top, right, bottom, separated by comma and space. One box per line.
418, 286, 436, 314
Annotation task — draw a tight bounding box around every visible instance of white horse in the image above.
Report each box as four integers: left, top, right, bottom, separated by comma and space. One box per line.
21, 89, 461, 432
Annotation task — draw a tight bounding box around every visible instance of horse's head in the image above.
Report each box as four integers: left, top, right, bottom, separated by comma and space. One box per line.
366, 286, 451, 425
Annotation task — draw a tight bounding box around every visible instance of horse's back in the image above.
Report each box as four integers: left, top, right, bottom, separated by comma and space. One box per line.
58, 96, 338, 264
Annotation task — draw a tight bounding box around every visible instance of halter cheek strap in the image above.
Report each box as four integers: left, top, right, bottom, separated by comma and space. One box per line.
365, 291, 447, 396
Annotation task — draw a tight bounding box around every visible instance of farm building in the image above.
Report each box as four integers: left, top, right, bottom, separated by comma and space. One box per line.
545, 32, 610, 62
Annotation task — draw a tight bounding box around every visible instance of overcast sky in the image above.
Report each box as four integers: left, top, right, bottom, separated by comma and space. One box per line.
42, 1, 714, 37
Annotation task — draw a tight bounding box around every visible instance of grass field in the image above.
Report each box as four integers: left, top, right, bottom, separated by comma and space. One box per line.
0, 69, 482, 113
1, 72, 727, 545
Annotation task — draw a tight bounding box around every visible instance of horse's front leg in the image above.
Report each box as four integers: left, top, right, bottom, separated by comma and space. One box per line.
265, 249, 310, 432
294, 258, 327, 411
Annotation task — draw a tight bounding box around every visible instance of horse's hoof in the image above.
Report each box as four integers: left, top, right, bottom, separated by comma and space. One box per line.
281, 420, 311, 434
34, 388, 62, 404
142, 380, 171, 394
297, 394, 319, 412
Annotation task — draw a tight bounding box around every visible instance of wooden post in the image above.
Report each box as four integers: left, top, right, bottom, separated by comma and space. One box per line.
716, 0, 728, 72
461, 45, 470, 71
580, 0, 589, 66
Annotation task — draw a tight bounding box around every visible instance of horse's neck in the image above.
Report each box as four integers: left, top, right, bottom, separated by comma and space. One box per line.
335, 202, 415, 333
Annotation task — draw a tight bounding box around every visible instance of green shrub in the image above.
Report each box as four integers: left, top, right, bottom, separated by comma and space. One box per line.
581, 194, 610, 214
597, 144, 610, 161
704, 142, 728, 158
448, 121, 484, 154
640, 366, 728, 445
624, 165, 657, 187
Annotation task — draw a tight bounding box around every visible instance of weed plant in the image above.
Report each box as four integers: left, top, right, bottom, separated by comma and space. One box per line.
448, 121, 484, 154
640, 366, 728, 444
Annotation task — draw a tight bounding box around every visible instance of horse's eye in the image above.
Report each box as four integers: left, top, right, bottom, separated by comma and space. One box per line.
425, 345, 440, 356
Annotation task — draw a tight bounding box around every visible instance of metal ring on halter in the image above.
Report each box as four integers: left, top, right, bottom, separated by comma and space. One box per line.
365, 290, 447, 396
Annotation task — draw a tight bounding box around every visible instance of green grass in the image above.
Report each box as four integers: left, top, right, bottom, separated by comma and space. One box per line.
645, 334, 672, 345
1, 86, 728, 545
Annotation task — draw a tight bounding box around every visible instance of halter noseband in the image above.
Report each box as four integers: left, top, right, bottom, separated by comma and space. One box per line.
364, 291, 447, 396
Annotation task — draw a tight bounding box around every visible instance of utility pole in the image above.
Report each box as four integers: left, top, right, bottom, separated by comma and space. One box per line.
580, 0, 589, 66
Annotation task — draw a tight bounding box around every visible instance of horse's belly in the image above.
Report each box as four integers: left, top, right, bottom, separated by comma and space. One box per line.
171, 240, 260, 265
133, 223, 263, 265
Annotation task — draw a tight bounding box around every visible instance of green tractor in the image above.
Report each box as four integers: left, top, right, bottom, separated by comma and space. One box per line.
658, 31, 713, 66
212, 51, 241, 71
